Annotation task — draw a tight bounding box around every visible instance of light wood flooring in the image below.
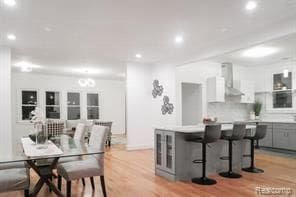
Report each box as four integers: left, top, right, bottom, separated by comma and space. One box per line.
1, 145, 295, 197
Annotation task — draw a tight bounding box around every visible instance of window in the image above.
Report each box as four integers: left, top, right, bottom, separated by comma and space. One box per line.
45, 91, 60, 119
273, 72, 293, 108
87, 93, 99, 119
67, 92, 80, 120
21, 90, 38, 120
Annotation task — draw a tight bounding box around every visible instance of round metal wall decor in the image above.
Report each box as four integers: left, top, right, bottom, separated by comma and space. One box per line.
161, 95, 174, 115
152, 80, 163, 98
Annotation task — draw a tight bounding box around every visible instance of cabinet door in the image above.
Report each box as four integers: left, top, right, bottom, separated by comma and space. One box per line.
273, 129, 289, 149
155, 130, 163, 169
163, 132, 175, 174
287, 131, 296, 151
260, 128, 273, 147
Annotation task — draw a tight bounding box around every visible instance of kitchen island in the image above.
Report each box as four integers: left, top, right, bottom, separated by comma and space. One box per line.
154, 124, 256, 181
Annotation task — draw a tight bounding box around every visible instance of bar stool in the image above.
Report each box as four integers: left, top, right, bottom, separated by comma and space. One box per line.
185, 124, 221, 185
242, 124, 267, 173
219, 123, 246, 178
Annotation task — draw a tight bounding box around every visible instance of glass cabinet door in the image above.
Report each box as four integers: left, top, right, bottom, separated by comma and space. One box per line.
156, 133, 162, 166
166, 135, 173, 169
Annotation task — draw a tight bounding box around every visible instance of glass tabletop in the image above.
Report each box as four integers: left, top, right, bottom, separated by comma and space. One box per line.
0, 135, 104, 164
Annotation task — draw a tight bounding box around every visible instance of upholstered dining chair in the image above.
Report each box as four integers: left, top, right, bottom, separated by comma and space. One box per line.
93, 120, 113, 147
73, 123, 86, 141
46, 120, 65, 137
0, 163, 30, 197
57, 125, 108, 197
58, 123, 87, 165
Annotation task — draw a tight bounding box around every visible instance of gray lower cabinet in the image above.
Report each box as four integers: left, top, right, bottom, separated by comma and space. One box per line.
155, 130, 176, 178
272, 123, 296, 151
273, 129, 290, 150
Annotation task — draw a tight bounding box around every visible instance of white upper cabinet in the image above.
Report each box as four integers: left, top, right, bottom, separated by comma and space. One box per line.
207, 77, 225, 102
234, 80, 255, 103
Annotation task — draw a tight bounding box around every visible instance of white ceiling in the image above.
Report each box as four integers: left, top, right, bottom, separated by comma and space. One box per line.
211, 33, 296, 66
0, 0, 296, 79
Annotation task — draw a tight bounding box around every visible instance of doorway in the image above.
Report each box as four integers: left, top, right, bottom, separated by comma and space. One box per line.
181, 83, 202, 126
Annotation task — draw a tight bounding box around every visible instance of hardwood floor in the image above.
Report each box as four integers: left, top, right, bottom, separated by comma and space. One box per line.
1, 146, 295, 197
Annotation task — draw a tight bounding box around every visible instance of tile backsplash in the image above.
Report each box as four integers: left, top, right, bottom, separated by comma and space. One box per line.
207, 102, 253, 121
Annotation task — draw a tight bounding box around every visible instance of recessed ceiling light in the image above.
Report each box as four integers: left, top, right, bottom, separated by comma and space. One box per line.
72, 67, 103, 75
175, 35, 183, 44
14, 61, 40, 72
220, 28, 228, 33
242, 46, 278, 58
135, 53, 142, 58
7, 34, 16, 40
246, 1, 257, 11
44, 26, 52, 32
3, 0, 16, 7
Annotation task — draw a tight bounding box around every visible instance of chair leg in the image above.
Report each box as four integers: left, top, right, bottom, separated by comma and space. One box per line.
242, 139, 264, 173
58, 175, 62, 190
90, 177, 95, 190
191, 143, 217, 185
219, 140, 242, 178
24, 189, 29, 197
100, 176, 107, 197
49, 176, 53, 192
82, 178, 86, 186
66, 181, 71, 197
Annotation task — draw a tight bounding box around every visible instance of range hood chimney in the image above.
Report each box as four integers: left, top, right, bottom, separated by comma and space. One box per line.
221, 62, 244, 96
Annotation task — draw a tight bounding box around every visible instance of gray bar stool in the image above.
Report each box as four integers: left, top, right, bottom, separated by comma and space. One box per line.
186, 124, 221, 185
242, 124, 267, 173
219, 123, 246, 178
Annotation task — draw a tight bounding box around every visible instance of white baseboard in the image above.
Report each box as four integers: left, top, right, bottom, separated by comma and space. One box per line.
126, 143, 153, 150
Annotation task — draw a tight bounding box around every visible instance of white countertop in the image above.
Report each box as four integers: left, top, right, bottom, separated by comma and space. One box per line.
155, 124, 256, 133
218, 120, 296, 124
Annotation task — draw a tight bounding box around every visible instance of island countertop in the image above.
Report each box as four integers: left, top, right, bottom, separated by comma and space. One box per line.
154, 124, 256, 133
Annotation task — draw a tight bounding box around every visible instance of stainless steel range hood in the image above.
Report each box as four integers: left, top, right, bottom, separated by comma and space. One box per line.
221, 62, 244, 96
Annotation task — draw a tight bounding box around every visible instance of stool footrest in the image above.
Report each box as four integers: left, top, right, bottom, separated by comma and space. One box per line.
220, 156, 229, 160
192, 159, 203, 164
243, 154, 251, 158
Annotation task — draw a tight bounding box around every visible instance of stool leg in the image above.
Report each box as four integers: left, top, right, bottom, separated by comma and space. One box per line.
219, 140, 242, 178
242, 139, 264, 173
191, 143, 217, 185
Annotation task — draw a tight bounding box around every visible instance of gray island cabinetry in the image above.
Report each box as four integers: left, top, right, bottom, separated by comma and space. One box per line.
154, 125, 255, 181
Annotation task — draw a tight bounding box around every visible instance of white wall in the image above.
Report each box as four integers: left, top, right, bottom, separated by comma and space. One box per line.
126, 63, 154, 150
11, 72, 126, 149
0, 47, 12, 155
126, 63, 177, 150
176, 61, 253, 123
151, 64, 177, 128
176, 61, 221, 124
246, 61, 296, 120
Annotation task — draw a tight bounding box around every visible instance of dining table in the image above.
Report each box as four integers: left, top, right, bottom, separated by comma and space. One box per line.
0, 134, 104, 197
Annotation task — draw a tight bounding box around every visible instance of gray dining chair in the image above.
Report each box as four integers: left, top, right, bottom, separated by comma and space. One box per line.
0, 163, 30, 197
57, 125, 108, 197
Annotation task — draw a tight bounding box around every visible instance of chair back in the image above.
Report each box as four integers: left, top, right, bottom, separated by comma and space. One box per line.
203, 124, 222, 143
89, 125, 109, 150
46, 121, 65, 137
74, 123, 86, 141
254, 124, 268, 140
231, 123, 246, 140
